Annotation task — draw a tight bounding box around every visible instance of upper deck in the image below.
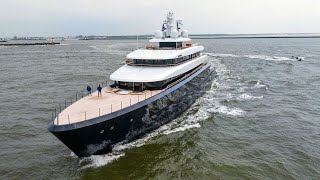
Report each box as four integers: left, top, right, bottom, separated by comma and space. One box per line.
126, 45, 203, 60
111, 54, 207, 82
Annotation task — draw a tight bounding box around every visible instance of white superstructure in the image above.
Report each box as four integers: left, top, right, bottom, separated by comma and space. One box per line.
50, 12, 211, 127
111, 55, 207, 82
110, 12, 207, 90
126, 46, 203, 60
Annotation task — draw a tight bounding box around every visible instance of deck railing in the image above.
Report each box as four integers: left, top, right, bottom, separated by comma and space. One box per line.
51, 81, 110, 125
51, 82, 160, 126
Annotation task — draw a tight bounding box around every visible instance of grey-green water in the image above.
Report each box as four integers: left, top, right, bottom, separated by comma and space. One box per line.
1, 38, 320, 179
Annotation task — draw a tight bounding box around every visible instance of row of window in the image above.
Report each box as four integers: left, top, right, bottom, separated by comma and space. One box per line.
159, 42, 182, 48
113, 64, 203, 91
130, 52, 201, 66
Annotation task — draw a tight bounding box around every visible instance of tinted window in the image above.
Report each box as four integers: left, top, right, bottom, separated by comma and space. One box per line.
159, 42, 176, 48
131, 52, 201, 65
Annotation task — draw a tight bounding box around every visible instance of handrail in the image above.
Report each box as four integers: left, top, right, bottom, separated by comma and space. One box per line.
50, 80, 110, 125
50, 81, 162, 126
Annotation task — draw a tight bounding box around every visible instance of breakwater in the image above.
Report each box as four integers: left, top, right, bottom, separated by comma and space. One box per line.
0, 42, 60, 46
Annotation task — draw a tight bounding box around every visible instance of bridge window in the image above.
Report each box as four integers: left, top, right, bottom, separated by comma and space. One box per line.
159, 42, 176, 48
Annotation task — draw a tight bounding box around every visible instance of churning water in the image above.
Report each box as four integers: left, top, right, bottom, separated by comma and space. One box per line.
1, 38, 320, 179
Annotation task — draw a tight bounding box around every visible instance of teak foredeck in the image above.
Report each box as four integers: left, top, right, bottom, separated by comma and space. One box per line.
54, 88, 162, 125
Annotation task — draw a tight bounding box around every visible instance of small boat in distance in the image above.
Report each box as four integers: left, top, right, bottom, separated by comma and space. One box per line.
48, 12, 216, 158
291, 56, 304, 61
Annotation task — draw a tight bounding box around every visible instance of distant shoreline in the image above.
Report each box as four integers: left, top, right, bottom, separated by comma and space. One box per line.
0, 42, 60, 46
1, 33, 319, 41
76, 34, 320, 40
190, 35, 320, 39
81, 34, 320, 40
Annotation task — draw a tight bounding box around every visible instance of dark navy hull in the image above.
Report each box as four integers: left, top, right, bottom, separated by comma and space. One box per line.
48, 64, 215, 157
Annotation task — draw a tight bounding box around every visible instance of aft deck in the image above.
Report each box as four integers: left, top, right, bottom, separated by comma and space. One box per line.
54, 87, 163, 125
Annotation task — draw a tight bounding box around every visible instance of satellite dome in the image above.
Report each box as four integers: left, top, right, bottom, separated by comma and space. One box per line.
171, 29, 179, 38
154, 30, 162, 38
181, 29, 189, 38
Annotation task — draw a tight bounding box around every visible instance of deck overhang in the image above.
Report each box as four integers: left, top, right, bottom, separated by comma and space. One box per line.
126, 46, 203, 60
110, 55, 207, 82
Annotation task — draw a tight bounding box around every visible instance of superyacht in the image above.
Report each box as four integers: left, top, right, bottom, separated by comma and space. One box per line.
48, 12, 215, 157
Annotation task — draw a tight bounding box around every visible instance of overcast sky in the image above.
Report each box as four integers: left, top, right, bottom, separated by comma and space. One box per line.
0, 0, 320, 37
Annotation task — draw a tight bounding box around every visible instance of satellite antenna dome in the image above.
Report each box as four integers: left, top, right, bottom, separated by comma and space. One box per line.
171, 29, 179, 38
181, 29, 189, 38
154, 30, 163, 38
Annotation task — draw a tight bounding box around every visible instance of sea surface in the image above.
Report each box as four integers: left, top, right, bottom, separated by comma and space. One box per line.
0, 38, 320, 179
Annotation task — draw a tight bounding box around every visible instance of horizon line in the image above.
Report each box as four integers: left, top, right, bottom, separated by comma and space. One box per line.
2, 32, 320, 38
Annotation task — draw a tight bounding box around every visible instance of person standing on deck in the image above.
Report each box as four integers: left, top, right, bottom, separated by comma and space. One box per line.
87, 85, 92, 96
97, 85, 102, 96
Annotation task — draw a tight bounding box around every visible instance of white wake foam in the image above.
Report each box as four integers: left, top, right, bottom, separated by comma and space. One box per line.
70, 152, 78, 159
205, 53, 301, 62
206, 105, 245, 116
112, 124, 171, 152
237, 93, 263, 101
244, 55, 294, 61
79, 153, 125, 169
163, 123, 201, 135
78, 120, 182, 169
254, 80, 267, 89
206, 53, 240, 58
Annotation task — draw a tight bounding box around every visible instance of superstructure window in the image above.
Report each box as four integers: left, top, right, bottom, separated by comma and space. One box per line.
159, 42, 183, 48
130, 52, 201, 66
112, 64, 203, 91
159, 42, 176, 48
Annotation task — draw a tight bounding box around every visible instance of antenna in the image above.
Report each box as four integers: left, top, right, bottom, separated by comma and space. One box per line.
177, 20, 182, 34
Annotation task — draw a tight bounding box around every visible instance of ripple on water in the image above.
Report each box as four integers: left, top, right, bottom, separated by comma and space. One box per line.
2, 39, 320, 179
